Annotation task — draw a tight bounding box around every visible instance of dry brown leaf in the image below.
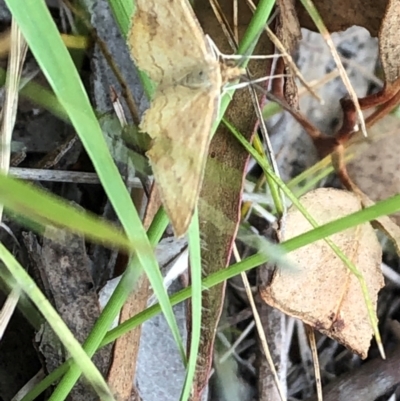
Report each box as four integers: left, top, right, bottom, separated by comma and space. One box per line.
347, 115, 400, 226
344, 115, 400, 255
260, 188, 384, 359
128, 0, 241, 237
378, 0, 400, 86
349, 0, 400, 112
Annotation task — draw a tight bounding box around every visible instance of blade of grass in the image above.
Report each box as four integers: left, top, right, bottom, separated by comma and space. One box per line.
234, 244, 286, 401
0, 173, 133, 252
104, 192, 400, 334
104, 191, 400, 341
0, 68, 68, 121
107, 0, 132, 35
180, 208, 202, 401
216, 0, 276, 124
0, 243, 115, 401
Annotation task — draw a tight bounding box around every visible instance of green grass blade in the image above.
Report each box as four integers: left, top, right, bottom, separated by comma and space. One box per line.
180, 208, 202, 401
217, 0, 276, 122
105, 192, 400, 338
86, 192, 400, 344
0, 173, 133, 252
0, 68, 68, 120
0, 243, 114, 401
107, 0, 132, 35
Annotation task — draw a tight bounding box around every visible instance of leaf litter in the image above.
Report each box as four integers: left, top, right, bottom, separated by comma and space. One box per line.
3, 2, 400, 400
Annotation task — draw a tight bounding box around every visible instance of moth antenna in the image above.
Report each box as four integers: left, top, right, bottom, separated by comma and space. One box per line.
206, 34, 281, 62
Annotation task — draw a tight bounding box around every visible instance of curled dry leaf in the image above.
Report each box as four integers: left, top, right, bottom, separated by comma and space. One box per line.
260, 188, 384, 358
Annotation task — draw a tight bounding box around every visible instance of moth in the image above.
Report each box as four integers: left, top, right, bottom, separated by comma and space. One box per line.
129, 0, 243, 237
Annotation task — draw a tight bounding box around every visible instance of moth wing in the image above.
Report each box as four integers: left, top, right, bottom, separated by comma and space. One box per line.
129, 0, 212, 85
141, 85, 219, 237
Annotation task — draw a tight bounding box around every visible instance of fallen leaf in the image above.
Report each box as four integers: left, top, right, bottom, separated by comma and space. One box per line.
377, 0, 400, 86
128, 0, 241, 237
340, 115, 400, 255
260, 188, 384, 358
347, 115, 400, 226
